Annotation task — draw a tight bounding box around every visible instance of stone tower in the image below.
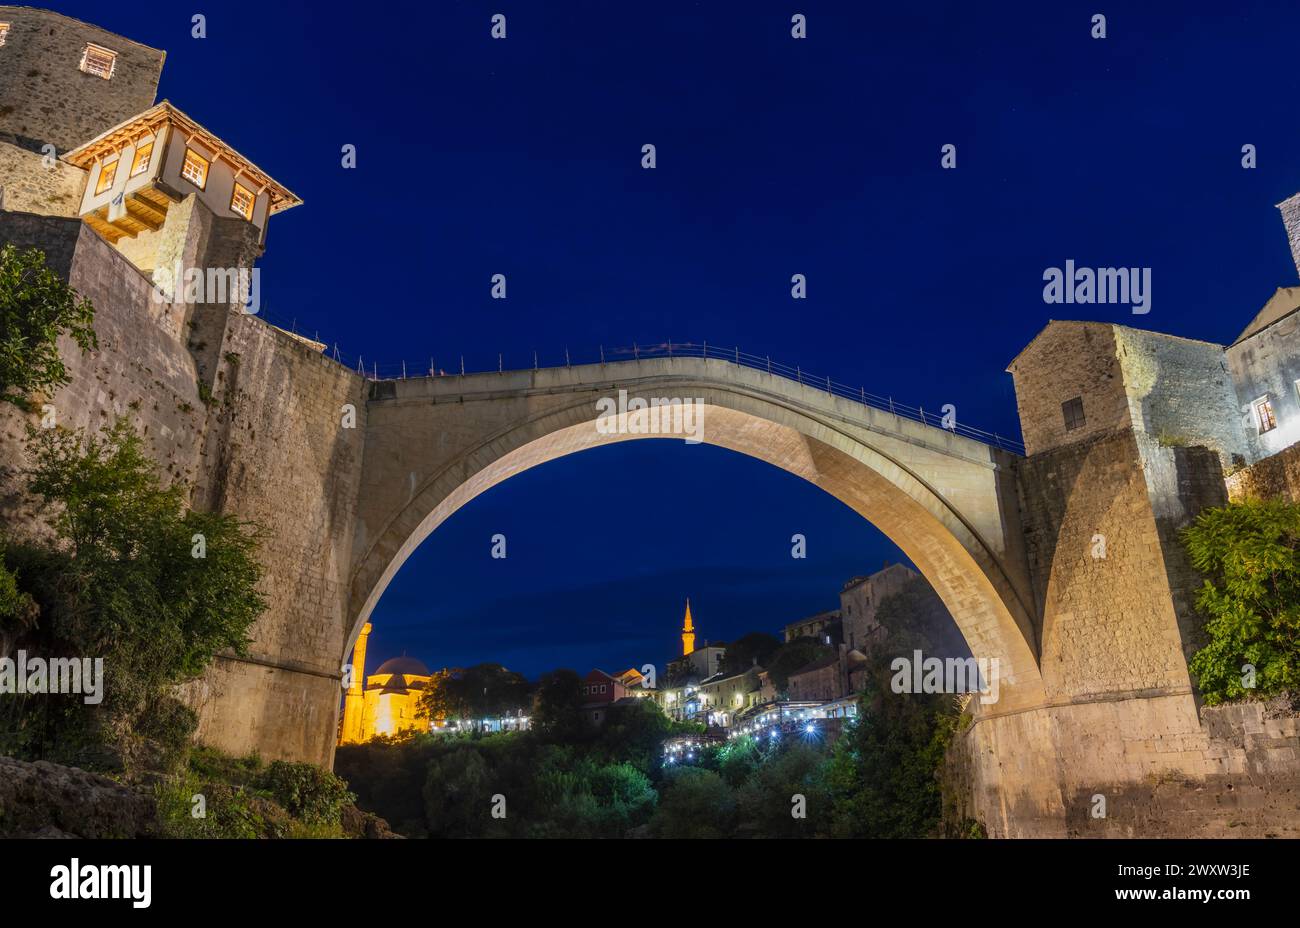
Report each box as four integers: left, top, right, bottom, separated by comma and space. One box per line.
339, 623, 372, 744
681, 599, 696, 656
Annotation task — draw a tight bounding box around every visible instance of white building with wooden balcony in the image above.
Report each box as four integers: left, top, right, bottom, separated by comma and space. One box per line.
62, 100, 300, 274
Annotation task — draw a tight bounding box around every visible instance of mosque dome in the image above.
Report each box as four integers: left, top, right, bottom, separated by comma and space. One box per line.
373, 656, 431, 677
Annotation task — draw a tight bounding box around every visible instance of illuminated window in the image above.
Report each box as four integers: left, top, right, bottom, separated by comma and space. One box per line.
1254, 397, 1277, 434
129, 142, 154, 177
181, 148, 209, 189
1061, 396, 1086, 432
0, 23, 10, 46
230, 182, 255, 221
80, 43, 117, 79
95, 159, 118, 194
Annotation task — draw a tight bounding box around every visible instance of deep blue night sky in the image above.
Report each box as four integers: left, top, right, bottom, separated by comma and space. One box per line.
46, 1, 1300, 677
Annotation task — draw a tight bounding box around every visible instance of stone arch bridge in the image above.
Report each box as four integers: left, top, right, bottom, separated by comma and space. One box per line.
173, 316, 1248, 837
0, 218, 1252, 835
348, 356, 1045, 717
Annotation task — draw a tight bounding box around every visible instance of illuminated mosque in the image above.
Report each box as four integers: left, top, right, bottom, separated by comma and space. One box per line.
338, 623, 433, 743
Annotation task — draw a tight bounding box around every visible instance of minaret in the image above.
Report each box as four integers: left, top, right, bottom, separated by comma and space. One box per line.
681, 599, 696, 656
340, 622, 372, 744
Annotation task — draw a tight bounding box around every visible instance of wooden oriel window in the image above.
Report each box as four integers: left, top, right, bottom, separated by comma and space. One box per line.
181, 148, 209, 189
80, 43, 117, 79
95, 159, 118, 194
129, 141, 154, 177
230, 182, 255, 221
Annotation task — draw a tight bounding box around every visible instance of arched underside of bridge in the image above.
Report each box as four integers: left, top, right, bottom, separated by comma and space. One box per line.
347, 377, 1046, 712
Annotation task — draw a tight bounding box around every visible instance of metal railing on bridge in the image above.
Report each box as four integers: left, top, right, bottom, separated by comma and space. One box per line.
251, 313, 1026, 455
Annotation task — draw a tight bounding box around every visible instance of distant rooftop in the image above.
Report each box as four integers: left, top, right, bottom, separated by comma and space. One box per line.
1232, 286, 1300, 345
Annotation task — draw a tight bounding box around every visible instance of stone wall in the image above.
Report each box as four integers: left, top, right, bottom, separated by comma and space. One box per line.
1114, 326, 1247, 466
1278, 192, 1300, 279
1008, 322, 1130, 456
0, 207, 366, 767
1225, 440, 1300, 501
0, 211, 205, 541
0, 6, 164, 153
1015, 427, 1193, 700
179, 308, 368, 766
968, 316, 1299, 837
1226, 311, 1300, 462
1007, 321, 1247, 465
949, 694, 1300, 837
0, 141, 86, 216
838, 563, 915, 652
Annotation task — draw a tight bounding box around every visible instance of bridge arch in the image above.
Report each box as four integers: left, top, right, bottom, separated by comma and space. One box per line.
347, 358, 1045, 711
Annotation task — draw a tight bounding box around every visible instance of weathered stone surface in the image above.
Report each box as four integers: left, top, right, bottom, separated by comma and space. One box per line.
340, 802, 401, 839
0, 755, 157, 838
0, 141, 86, 216
0, 6, 164, 154
1008, 320, 1246, 465
1226, 440, 1300, 501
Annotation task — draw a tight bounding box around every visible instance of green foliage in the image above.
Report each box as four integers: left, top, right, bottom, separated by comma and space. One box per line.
0, 420, 266, 770
530, 668, 585, 738
23, 420, 265, 683
339, 576, 978, 839
820, 576, 972, 838
335, 737, 433, 836
1182, 499, 1300, 704
155, 750, 351, 838
821, 681, 955, 837
874, 575, 970, 659
720, 631, 782, 676
734, 742, 828, 837
584, 698, 673, 771
417, 662, 530, 726
155, 776, 272, 839
0, 538, 38, 630
422, 743, 499, 836
764, 637, 834, 692
650, 768, 736, 838
256, 761, 355, 826
0, 245, 97, 405
715, 734, 761, 786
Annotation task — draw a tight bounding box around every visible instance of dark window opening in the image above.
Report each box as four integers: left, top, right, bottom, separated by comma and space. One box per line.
1062, 396, 1086, 432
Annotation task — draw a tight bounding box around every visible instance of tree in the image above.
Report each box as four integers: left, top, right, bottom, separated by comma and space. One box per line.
720, 631, 781, 675
417, 663, 530, 726
735, 742, 829, 837
822, 675, 957, 838
819, 576, 969, 837
650, 768, 736, 838
24, 420, 266, 683
422, 744, 500, 837
0, 245, 97, 405
3, 419, 266, 767
416, 668, 460, 724
531, 668, 585, 738
873, 575, 969, 661
1182, 499, 1300, 704
590, 697, 672, 771
764, 637, 833, 692
0, 538, 38, 632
